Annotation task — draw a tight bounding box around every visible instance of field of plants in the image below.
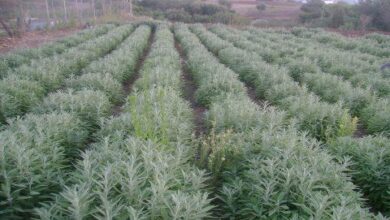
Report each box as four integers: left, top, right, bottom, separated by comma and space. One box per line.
0, 22, 389, 219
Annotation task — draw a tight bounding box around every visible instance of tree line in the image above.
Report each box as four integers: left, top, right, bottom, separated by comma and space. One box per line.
300, 0, 390, 31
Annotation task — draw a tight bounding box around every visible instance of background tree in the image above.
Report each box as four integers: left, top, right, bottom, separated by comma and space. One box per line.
299, 0, 325, 23
329, 4, 345, 28
256, 3, 266, 12
218, 0, 232, 9
359, 0, 390, 31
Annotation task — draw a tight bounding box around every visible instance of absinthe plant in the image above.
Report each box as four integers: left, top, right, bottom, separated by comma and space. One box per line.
36, 24, 214, 219
175, 23, 379, 219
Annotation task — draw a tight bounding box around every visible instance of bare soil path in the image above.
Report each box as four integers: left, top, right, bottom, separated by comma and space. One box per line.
111, 28, 155, 116
174, 38, 207, 137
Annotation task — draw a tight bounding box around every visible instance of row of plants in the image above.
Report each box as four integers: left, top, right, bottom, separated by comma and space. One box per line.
0, 25, 152, 218
289, 65, 390, 136
246, 28, 390, 98
204, 25, 390, 213
194, 25, 356, 141
174, 23, 382, 219
253, 28, 390, 136
0, 24, 134, 125
289, 27, 390, 58
35, 24, 214, 219
211, 26, 389, 136
327, 136, 390, 214
0, 24, 115, 78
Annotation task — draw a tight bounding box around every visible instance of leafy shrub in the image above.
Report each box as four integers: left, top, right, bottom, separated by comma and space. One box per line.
36, 136, 213, 219
0, 113, 89, 217
84, 25, 151, 82
37, 24, 214, 219
134, 26, 182, 91
206, 94, 287, 133
0, 77, 45, 121
66, 72, 124, 103
0, 24, 114, 79
0, 25, 134, 123
34, 89, 112, 129
165, 8, 192, 23
176, 25, 246, 107
205, 25, 357, 140
328, 136, 390, 213
177, 25, 366, 219
194, 74, 247, 107
215, 128, 376, 219
95, 113, 134, 139
127, 87, 193, 145
361, 98, 390, 136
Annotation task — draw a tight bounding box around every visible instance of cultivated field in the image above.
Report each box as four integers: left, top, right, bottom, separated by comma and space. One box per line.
0, 22, 389, 219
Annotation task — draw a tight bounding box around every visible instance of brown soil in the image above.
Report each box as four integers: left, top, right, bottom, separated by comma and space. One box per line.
0, 27, 81, 54
174, 38, 207, 136
353, 123, 368, 138
111, 28, 155, 116
246, 83, 267, 107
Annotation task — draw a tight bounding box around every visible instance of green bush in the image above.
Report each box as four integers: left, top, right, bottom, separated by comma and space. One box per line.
0, 113, 89, 217
36, 136, 213, 219
34, 89, 112, 129
165, 8, 192, 23
127, 87, 193, 145
0, 25, 134, 123
361, 98, 390, 136
206, 94, 287, 133
0, 77, 45, 121
216, 129, 376, 219
328, 136, 390, 214
66, 73, 124, 103
177, 24, 381, 219
0, 24, 114, 79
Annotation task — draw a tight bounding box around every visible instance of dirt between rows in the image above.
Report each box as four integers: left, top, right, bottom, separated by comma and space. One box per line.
111, 28, 156, 116
174, 38, 208, 136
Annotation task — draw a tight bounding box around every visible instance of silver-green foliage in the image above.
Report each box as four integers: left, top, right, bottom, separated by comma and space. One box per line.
0, 76, 45, 122
0, 24, 154, 218
0, 113, 89, 217
34, 89, 112, 129
134, 25, 182, 91
37, 136, 212, 220
66, 72, 124, 103
328, 136, 390, 214
36, 24, 214, 220
84, 25, 151, 82
205, 93, 287, 133
0, 24, 115, 78
175, 24, 247, 107
66, 25, 152, 104
237, 27, 389, 136
200, 25, 355, 140
217, 129, 378, 219
128, 87, 194, 145
0, 25, 133, 124
175, 23, 378, 219
361, 98, 390, 136
250, 27, 390, 97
